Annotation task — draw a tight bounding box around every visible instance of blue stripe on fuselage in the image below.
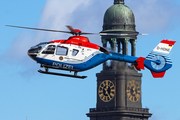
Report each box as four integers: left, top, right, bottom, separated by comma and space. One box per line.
34, 53, 109, 71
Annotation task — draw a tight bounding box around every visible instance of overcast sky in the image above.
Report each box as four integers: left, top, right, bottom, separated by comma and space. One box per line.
1, 0, 180, 120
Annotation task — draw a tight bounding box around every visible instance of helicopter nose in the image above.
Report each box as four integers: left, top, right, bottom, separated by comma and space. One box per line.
27, 53, 37, 60
27, 48, 37, 60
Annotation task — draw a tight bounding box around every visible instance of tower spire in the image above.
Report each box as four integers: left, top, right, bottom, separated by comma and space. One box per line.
114, 0, 124, 4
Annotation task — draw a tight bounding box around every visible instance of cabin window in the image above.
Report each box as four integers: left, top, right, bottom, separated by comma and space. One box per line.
72, 49, 79, 56
56, 46, 68, 55
42, 45, 55, 54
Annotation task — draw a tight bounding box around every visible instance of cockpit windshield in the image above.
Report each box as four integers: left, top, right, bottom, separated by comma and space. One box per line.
28, 42, 49, 54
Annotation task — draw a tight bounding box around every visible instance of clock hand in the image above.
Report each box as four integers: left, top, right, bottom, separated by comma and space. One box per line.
104, 86, 109, 95
104, 86, 111, 99
107, 93, 111, 99
132, 87, 136, 95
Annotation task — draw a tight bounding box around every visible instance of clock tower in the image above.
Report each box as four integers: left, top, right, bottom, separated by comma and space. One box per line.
87, 0, 152, 120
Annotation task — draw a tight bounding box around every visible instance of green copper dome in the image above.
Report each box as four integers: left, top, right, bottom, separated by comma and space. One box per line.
102, 3, 136, 32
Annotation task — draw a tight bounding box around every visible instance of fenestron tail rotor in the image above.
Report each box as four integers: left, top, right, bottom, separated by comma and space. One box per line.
151, 55, 166, 70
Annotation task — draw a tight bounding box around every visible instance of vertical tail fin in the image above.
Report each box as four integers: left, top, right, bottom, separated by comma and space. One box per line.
151, 40, 176, 55
145, 40, 176, 78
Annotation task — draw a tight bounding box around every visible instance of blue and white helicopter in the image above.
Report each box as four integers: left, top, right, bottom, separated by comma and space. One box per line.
7, 25, 176, 79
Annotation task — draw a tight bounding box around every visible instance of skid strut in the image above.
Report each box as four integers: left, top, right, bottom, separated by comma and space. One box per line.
38, 69, 87, 79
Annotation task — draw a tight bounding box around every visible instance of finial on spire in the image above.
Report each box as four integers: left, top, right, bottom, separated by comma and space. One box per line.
114, 0, 124, 4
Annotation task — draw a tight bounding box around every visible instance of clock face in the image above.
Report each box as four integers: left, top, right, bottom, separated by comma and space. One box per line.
98, 80, 115, 102
126, 80, 141, 102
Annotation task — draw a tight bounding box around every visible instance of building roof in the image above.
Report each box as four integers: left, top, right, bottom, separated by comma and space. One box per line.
101, 0, 138, 39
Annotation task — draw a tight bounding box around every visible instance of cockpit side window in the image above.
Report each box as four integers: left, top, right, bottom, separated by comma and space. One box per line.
56, 46, 68, 56
28, 42, 49, 53
42, 45, 55, 54
72, 49, 79, 56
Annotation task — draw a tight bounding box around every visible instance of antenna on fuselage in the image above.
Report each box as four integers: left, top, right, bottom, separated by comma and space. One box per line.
52, 34, 57, 41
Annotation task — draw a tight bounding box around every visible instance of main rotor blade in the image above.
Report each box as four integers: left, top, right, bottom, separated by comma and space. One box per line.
81, 32, 99, 35
66, 25, 75, 33
99, 33, 148, 36
6, 25, 71, 33
66, 25, 97, 35
7, 25, 147, 36
139, 33, 148, 35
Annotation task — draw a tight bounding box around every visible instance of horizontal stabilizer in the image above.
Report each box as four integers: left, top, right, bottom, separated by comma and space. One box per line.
151, 71, 166, 78
134, 57, 146, 71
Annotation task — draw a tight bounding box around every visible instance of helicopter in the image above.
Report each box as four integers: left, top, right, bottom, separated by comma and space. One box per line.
6, 25, 176, 79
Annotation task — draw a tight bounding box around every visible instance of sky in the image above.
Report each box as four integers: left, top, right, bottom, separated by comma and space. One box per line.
0, 0, 180, 120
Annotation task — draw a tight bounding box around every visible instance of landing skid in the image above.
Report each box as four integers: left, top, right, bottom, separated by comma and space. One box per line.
38, 69, 87, 79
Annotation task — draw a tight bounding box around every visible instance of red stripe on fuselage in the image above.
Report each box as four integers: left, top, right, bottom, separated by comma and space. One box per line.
50, 40, 66, 43
50, 36, 99, 50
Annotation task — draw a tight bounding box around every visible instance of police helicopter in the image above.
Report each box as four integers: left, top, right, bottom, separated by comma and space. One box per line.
6, 25, 176, 79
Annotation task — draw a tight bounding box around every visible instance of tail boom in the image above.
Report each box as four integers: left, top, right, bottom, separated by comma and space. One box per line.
107, 40, 175, 78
